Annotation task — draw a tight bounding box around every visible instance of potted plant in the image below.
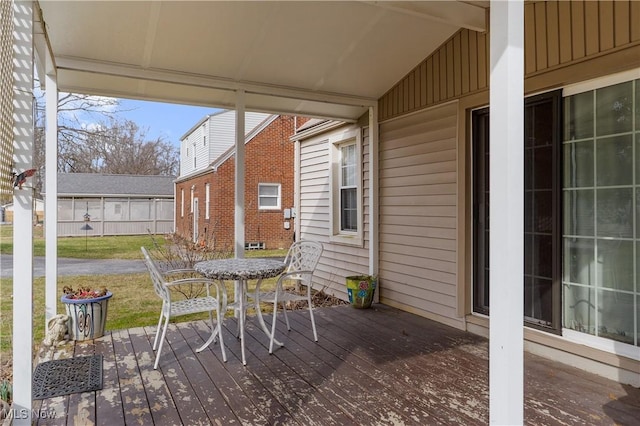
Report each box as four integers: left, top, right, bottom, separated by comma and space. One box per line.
345, 275, 377, 309
61, 286, 112, 341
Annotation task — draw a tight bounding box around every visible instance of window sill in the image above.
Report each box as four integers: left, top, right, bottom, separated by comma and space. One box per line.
330, 233, 363, 247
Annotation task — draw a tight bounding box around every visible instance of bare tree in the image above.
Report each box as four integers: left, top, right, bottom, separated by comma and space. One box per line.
71, 118, 178, 175
33, 89, 122, 195
33, 88, 178, 197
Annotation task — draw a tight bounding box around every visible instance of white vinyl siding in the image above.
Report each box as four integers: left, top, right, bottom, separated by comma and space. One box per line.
379, 102, 461, 328
299, 125, 369, 300
179, 111, 271, 177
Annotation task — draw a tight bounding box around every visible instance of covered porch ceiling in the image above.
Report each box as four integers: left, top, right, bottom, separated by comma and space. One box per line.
36, 0, 487, 122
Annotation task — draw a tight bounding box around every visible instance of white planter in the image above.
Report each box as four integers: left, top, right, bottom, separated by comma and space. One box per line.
61, 292, 112, 341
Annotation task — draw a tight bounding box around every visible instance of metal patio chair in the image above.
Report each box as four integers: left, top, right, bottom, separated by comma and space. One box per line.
141, 247, 227, 369
253, 240, 323, 353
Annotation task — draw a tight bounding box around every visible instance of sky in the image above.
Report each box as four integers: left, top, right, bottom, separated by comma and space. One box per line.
117, 99, 220, 148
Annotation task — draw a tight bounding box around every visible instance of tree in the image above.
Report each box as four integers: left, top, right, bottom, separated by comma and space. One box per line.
63, 118, 178, 176
33, 89, 178, 197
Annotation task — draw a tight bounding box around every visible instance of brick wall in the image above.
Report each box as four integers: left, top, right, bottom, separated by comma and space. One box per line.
175, 115, 302, 250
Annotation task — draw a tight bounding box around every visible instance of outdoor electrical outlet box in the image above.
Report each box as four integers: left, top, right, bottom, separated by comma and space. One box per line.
284, 221, 290, 229
284, 208, 291, 219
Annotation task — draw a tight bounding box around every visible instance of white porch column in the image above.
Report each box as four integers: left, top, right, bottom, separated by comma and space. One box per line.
489, 1, 524, 425
234, 90, 245, 259
368, 105, 379, 301
293, 138, 301, 240
12, 1, 34, 423
45, 50, 58, 324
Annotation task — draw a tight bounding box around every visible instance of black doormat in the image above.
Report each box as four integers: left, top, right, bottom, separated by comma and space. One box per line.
33, 355, 103, 400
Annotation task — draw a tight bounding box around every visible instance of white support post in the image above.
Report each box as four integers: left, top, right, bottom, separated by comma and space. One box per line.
12, 1, 34, 423
293, 138, 301, 240
234, 90, 245, 259
45, 52, 58, 325
489, 1, 524, 425
368, 105, 379, 301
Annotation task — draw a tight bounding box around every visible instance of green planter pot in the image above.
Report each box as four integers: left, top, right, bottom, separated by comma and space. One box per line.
346, 275, 377, 309
61, 292, 112, 341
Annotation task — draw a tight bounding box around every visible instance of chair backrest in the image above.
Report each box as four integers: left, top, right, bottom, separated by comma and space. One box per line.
141, 246, 170, 302
284, 241, 323, 280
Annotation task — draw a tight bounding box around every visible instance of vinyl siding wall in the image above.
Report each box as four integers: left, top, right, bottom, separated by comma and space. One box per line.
208, 112, 271, 166
379, 0, 640, 122
180, 112, 271, 177
298, 124, 369, 299
378, 102, 460, 328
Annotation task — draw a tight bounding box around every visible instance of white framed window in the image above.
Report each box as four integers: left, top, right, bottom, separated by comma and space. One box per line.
330, 127, 363, 246
258, 183, 281, 210
190, 186, 194, 213
205, 183, 210, 219
180, 188, 184, 217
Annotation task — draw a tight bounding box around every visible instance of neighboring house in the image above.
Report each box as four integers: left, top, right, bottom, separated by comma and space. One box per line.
1, 198, 44, 223
294, 7, 640, 387
179, 110, 271, 177
175, 114, 300, 250
50, 173, 174, 237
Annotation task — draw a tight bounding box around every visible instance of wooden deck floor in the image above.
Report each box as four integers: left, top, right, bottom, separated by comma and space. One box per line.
33, 304, 639, 425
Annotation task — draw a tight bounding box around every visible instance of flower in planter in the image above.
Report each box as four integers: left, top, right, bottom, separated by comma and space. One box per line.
62, 286, 109, 300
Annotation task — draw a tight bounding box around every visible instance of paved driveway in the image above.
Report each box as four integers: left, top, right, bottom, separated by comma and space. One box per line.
0, 254, 147, 278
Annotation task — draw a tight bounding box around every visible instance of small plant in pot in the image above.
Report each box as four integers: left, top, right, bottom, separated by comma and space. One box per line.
61, 286, 113, 341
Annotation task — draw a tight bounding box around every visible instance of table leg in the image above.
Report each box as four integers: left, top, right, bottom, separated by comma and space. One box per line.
195, 323, 220, 353
254, 278, 284, 348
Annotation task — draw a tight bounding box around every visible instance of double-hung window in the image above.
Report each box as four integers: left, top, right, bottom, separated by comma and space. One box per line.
258, 183, 281, 210
330, 128, 362, 245
340, 144, 358, 232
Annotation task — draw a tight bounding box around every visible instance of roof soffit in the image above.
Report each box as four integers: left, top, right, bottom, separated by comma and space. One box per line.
38, 1, 486, 120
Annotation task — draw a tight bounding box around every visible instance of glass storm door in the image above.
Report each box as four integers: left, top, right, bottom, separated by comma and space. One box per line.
472, 91, 562, 333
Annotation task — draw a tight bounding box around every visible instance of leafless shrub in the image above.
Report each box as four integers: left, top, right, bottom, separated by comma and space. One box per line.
148, 231, 232, 270
146, 231, 233, 299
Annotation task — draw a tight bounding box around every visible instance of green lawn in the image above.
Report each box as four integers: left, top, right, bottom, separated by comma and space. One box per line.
0, 225, 163, 259
0, 225, 286, 259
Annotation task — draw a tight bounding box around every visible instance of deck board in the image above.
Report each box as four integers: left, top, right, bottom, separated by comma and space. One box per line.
94, 332, 127, 426
189, 320, 298, 425
34, 305, 640, 425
